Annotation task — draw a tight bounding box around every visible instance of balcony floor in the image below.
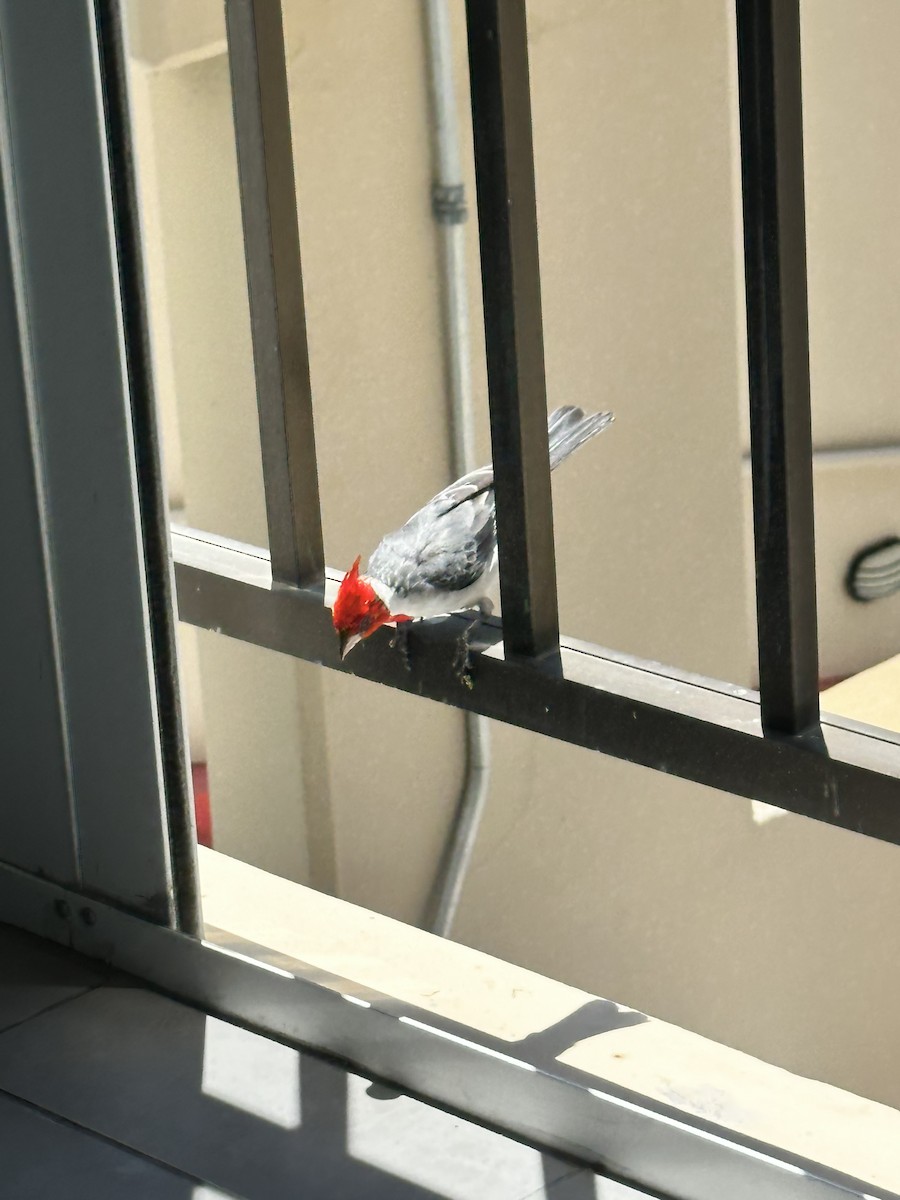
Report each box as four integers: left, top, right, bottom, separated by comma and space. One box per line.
0, 922, 643, 1200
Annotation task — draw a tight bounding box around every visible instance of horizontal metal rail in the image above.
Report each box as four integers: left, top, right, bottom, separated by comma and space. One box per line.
172, 526, 900, 847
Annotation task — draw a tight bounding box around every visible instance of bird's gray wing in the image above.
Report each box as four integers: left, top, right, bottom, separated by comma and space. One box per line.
367, 407, 613, 599
368, 465, 497, 597
426, 462, 496, 518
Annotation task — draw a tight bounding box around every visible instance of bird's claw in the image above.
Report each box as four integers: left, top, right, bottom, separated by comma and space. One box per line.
390, 620, 413, 672
453, 616, 479, 688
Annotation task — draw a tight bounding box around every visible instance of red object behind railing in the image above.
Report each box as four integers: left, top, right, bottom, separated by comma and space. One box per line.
191, 763, 212, 848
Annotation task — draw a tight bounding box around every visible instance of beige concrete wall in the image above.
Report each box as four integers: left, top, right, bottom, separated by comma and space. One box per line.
126, 0, 900, 1109
802, 0, 900, 452
800, 0, 900, 680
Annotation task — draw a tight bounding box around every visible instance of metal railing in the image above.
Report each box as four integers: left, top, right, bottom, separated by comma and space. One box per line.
166, 0, 900, 847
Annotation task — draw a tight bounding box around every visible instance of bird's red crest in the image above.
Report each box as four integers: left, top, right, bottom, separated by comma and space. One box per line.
333, 555, 392, 639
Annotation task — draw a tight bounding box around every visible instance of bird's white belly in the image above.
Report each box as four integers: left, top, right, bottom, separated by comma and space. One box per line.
369, 559, 498, 620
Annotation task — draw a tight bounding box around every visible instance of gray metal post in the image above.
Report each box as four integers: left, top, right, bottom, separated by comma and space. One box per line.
0, 0, 193, 924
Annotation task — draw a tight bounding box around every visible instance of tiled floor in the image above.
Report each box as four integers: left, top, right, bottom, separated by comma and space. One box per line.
0, 923, 646, 1200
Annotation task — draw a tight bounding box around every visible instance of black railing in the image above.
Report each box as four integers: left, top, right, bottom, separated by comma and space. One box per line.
465, 0, 560, 660
167, 0, 900, 846
737, 0, 821, 739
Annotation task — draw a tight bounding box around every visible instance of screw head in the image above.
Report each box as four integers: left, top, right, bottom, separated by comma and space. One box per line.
79, 907, 96, 927
53, 899, 71, 920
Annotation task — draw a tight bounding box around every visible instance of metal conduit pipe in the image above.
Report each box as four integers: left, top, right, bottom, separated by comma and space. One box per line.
421, 0, 491, 939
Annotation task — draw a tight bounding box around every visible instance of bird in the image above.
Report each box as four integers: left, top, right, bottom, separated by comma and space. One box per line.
332, 405, 614, 660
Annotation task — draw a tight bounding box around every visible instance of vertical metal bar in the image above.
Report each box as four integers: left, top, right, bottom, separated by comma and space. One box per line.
93, 0, 201, 936
464, 0, 560, 660
736, 0, 820, 738
0, 0, 176, 921
225, 0, 325, 589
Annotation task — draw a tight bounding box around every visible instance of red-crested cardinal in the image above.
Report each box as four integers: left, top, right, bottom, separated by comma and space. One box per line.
332, 405, 614, 659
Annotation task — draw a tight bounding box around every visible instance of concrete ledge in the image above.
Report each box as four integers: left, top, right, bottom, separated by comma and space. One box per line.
823, 654, 900, 736
200, 845, 900, 1195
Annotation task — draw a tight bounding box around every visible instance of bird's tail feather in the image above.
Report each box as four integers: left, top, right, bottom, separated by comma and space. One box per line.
547, 405, 614, 470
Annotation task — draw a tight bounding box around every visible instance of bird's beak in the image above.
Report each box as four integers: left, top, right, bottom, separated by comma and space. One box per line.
339, 630, 363, 660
